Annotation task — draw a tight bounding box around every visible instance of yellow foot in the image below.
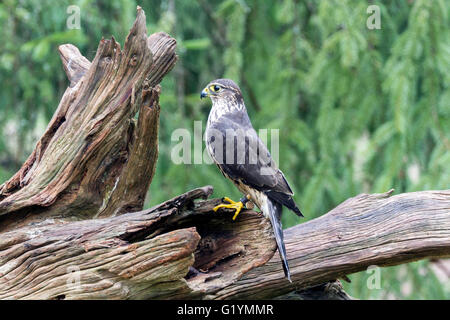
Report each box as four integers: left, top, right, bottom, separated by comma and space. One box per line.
213, 197, 245, 220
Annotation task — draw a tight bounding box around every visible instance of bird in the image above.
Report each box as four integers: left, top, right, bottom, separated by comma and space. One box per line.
200, 78, 303, 282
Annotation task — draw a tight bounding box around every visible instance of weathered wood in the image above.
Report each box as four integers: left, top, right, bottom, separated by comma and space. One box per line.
210, 189, 450, 299
0, 7, 177, 231
275, 280, 354, 300
0, 186, 448, 299
0, 187, 276, 299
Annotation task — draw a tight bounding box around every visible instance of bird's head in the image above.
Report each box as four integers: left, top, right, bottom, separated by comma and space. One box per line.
200, 79, 243, 104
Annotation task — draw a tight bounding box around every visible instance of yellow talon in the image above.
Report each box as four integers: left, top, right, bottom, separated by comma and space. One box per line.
213, 197, 244, 221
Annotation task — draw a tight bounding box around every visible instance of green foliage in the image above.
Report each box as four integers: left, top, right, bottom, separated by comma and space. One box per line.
343, 260, 449, 300
0, 0, 448, 299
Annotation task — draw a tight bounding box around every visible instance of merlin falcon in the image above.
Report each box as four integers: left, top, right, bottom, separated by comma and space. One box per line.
201, 79, 303, 282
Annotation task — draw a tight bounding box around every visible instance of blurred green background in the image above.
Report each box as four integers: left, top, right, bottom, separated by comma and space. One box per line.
0, 0, 448, 299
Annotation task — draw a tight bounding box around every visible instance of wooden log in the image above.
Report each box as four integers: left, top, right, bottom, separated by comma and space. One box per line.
0, 186, 276, 299
0, 186, 448, 299
210, 189, 450, 299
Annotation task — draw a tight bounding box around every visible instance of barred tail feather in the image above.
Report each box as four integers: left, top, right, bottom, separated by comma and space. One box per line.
266, 197, 292, 282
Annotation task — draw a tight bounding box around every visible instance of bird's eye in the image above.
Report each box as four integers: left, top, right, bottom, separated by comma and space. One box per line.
210, 85, 221, 92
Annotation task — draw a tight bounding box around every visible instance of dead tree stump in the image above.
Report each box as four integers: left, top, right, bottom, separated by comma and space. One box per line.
0, 7, 176, 230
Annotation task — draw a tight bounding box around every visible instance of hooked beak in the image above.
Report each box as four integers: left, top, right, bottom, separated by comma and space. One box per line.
200, 87, 209, 99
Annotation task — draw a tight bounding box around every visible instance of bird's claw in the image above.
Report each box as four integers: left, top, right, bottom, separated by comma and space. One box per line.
213, 197, 244, 220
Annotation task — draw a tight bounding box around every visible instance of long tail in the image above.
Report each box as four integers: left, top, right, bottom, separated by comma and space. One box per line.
266, 197, 291, 282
